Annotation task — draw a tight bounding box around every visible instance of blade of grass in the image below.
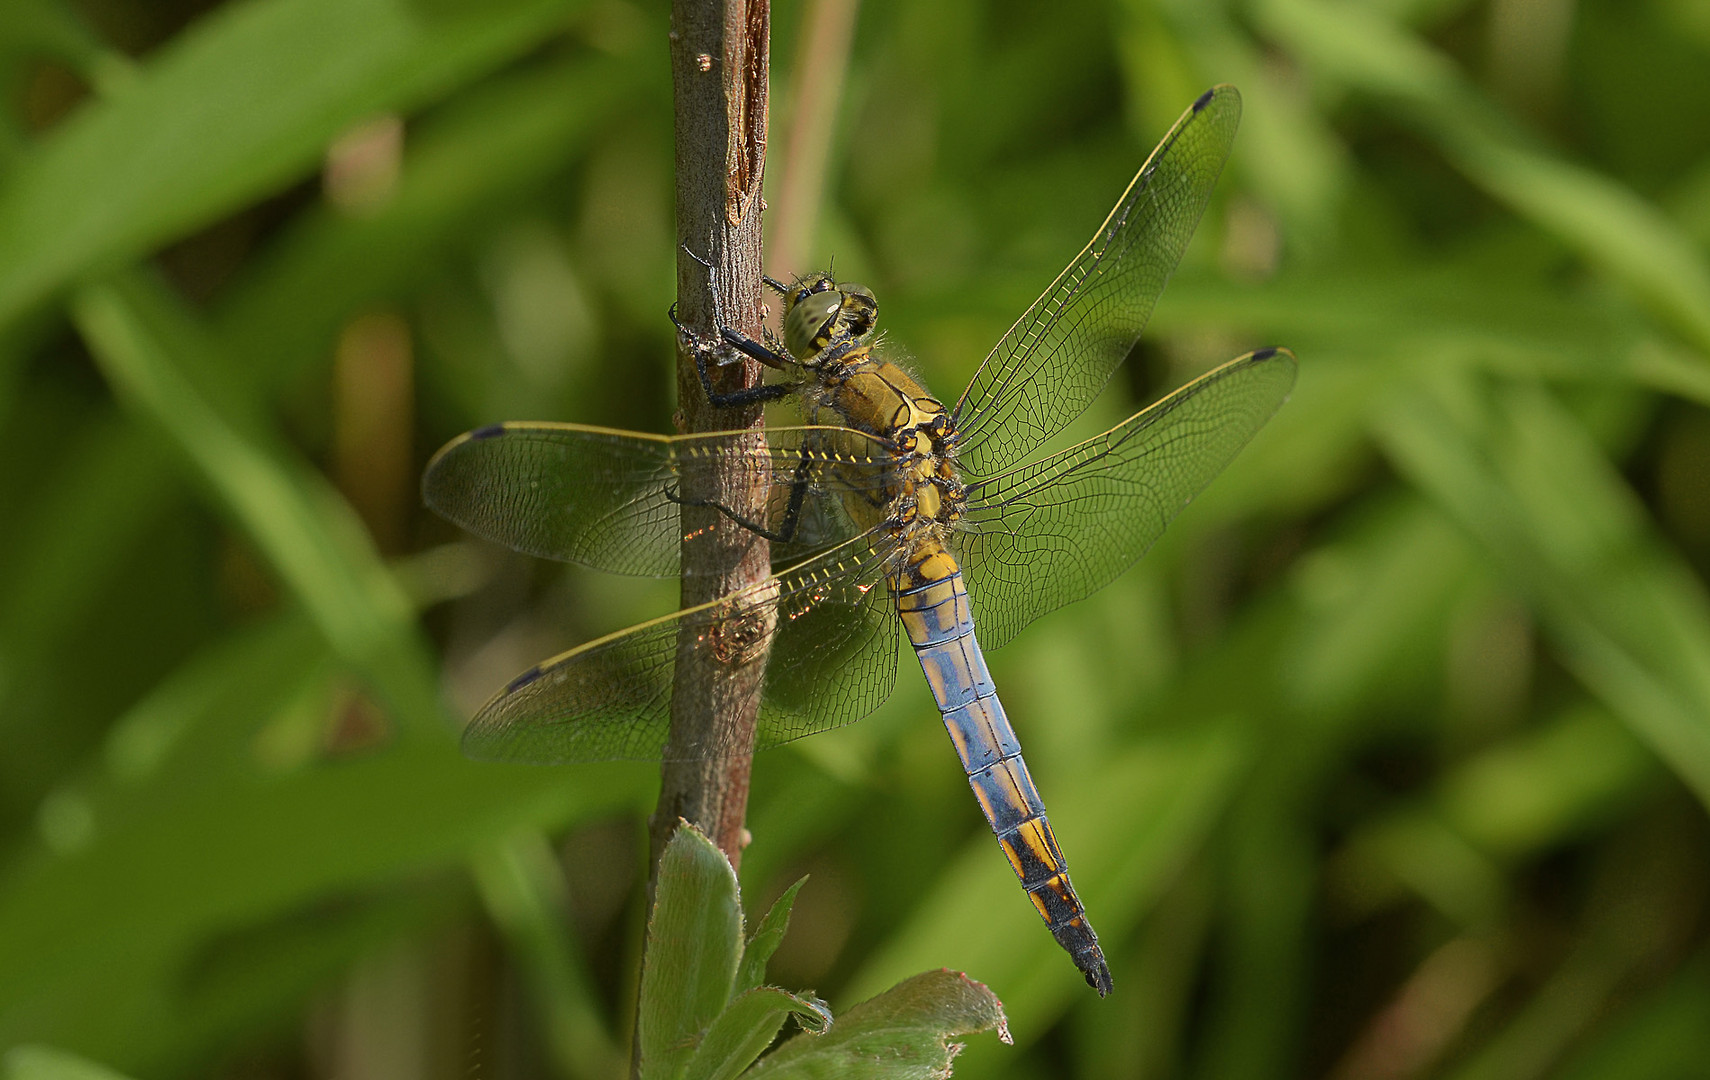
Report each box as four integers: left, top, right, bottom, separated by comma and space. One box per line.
73, 271, 441, 734
1378, 375, 1710, 807
0, 0, 584, 331
0, 608, 651, 1068
214, 53, 647, 390
0, 418, 178, 771
4, 1046, 137, 1080
470, 832, 622, 1080
1255, 0, 1710, 359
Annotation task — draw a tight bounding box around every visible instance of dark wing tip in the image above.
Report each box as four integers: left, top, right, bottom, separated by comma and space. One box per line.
505, 665, 545, 693
1242, 345, 1298, 375
471, 423, 508, 440
1193, 86, 1216, 112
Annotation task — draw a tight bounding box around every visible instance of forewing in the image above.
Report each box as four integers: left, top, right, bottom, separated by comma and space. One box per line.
422, 422, 892, 575
952, 86, 1241, 479
958, 348, 1296, 650
460, 532, 901, 763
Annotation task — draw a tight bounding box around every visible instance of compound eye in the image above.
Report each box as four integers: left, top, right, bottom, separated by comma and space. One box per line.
784, 292, 843, 357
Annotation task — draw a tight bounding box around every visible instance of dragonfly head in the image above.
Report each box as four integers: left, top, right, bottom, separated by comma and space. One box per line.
781, 272, 878, 361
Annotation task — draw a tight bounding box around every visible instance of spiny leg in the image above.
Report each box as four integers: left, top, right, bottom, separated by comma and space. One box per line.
663, 449, 816, 544
678, 243, 804, 376
717, 321, 792, 369
670, 301, 798, 409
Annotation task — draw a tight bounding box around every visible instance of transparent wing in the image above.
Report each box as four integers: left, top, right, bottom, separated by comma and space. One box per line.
957, 348, 1296, 650
460, 532, 900, 763
422, 422, 895, 576
952, 86, 1242, 479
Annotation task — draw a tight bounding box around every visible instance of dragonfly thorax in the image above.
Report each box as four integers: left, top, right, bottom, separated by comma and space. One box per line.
825, 380, 967, 546
778, 274, 969, 544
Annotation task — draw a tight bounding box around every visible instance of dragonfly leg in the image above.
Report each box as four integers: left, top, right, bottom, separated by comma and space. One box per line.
670, 301, 798, 409
717, 322, 793, 369
673, 245, 801, 405
663, 451, 814, 544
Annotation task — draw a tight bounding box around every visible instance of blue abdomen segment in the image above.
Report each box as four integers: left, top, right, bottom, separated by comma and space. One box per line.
893, 561, 1113, 996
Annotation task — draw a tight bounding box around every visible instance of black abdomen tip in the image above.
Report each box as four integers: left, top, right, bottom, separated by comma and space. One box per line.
1193, 87, 1215, 112
1082, 953, 1114, 997
1055, 916, 1113, 996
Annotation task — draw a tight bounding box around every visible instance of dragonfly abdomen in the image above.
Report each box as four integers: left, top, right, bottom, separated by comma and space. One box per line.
891, 550, 1113, 997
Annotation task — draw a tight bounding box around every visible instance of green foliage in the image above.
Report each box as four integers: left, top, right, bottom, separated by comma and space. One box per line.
4, 1046, 138, 1080
639, 823, 1000, 1080
745, 970, 1008, 1080
0, 0, 583, 328
2, 0, 1710, 1077
641, 824, 754, 1079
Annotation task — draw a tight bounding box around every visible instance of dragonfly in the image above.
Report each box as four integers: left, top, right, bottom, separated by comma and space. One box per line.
423, 85, 1295, 997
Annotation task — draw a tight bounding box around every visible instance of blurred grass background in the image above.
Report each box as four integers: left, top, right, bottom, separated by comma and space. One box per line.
3, 0, 1710, 1077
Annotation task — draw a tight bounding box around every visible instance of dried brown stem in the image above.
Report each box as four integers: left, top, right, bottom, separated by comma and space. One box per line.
648, 0, 771, 886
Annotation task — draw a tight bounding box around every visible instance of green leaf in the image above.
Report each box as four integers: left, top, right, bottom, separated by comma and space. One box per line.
746, 970, 1008, 1080
734, 876, 806, 999
4, 1046, 137, 1080
0, 0, 582, 331
639, 823, 745, 1080
682, 986, 831, 1080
